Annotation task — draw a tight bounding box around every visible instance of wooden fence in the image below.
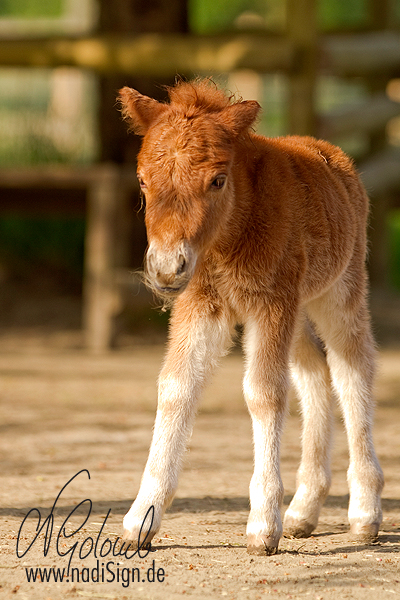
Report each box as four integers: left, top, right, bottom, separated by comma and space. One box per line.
1, 0, 400, 351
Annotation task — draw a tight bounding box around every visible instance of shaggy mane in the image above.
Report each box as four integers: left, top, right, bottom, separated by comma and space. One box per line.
166, 79, 238, 115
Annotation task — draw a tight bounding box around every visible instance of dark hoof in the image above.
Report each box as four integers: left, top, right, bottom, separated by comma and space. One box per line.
350, 523, 380, 544
247, 534, 279, 556
121, 529, 152, 551
283, 518, 315, 539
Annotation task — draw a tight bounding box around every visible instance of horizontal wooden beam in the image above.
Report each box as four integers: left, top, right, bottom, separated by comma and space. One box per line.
322, 31, 400, 76
360, 147, 400, 194
0, 163, 137, 188
319, 93, 400, 139
0, 33, 296, 75
2, 31, 399, 79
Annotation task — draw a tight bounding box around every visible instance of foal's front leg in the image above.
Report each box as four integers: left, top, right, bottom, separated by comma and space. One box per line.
243, 310, 294, 555
123, 300, 231, 547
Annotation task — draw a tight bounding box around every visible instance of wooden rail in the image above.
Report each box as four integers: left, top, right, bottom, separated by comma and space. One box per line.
360, 148, 400, 194
1, 31, 400, 77
0, 33, 297, 75
319, 92, 400, 139
321, 31, 400, 76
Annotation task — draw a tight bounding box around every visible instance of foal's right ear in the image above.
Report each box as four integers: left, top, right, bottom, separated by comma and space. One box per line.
118, 87, 168, 135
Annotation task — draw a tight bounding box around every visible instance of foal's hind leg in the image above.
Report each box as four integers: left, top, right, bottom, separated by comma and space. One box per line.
284, 314, 333, 538
307, 275, 384, 542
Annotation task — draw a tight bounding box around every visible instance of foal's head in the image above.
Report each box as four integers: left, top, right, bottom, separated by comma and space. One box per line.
119, 80, 260, 297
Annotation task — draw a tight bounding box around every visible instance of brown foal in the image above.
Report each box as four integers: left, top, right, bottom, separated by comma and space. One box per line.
118, 80, 383, 555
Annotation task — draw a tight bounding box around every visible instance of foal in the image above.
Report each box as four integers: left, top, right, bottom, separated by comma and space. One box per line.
118, 80, 383, 555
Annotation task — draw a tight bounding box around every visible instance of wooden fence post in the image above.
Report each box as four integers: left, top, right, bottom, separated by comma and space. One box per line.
83, 164, 122, 353
286, 0, 318, 136
366, 0, 393, 287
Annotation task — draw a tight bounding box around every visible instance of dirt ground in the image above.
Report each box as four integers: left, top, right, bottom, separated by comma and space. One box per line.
0, 328, 399, 600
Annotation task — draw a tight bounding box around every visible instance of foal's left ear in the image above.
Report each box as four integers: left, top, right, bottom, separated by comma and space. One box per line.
118, 87, 168, 135
219, 100, 261, 136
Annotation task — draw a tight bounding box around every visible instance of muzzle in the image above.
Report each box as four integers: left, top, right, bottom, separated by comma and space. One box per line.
145, 240, 196, 296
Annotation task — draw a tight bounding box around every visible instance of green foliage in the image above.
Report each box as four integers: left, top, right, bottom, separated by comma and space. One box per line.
0, 69, 98, 167
0, 217, 85, 282
189, 0, 376, 33
0, 130, 68, 167
318, 0, 368, 30
0, 0, 63, 18
189, 0, 277, 33
388, 211, 400, 291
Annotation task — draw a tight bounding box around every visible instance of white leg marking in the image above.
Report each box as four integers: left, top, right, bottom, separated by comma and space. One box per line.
123, 310, 232, 545
284, 316, 332, 537
307, 282, 384, 541
243, 316, 290, 555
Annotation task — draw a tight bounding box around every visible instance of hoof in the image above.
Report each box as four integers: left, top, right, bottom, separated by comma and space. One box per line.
121, 528, 153, 551
283, 517, 315, 539
122, 504, 158, 551
350, 522, 380, 544
247, 534, 279, 556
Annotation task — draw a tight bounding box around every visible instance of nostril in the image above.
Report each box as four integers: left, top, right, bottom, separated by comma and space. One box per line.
176, 255, 186, 276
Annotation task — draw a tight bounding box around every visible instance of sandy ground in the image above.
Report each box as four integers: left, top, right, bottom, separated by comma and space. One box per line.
0, 333, 399, 600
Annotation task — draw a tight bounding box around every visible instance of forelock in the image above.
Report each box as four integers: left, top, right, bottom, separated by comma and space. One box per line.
166, 79, 236, 116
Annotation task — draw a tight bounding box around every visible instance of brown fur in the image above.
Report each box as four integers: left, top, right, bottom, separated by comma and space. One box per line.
118, 80, 383, 555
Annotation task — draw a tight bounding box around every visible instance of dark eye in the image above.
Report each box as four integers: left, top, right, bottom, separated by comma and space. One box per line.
211, 175, 226, 190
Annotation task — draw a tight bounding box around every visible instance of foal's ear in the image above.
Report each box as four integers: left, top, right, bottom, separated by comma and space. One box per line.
219, 100, 261, 136
118, 87, 168, 135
